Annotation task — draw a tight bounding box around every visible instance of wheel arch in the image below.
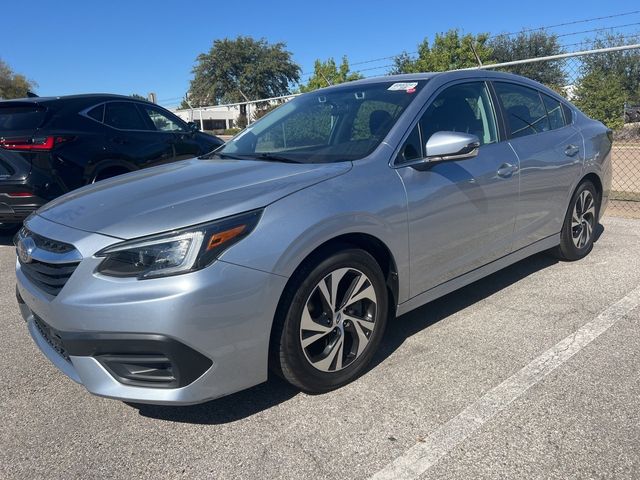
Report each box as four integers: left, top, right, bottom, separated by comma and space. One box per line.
281, 232, 399, 312
268, 231, 399, 375
87, 159, 137, 183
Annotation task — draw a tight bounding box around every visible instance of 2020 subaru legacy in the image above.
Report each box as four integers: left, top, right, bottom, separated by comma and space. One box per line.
15, 70, 611, 405
0, 94, 223, 233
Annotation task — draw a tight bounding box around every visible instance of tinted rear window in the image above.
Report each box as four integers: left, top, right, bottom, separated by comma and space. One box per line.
494, 82, 550, 138
86, 104, 105, 122
0, 106, 46, 130
104, 102, 148, 130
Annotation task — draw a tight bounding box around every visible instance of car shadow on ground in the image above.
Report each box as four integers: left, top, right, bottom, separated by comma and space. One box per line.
133, 225, 606, 425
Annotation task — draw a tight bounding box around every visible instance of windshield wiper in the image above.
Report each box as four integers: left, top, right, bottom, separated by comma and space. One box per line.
200, 151, 244, 160
254, 153, 301, 164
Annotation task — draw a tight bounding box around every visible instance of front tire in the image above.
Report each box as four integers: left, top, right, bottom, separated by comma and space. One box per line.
271, 248, 388, 393
553, 180, 599, 261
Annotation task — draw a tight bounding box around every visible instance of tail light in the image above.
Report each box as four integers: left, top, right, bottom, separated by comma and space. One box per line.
0, 135, 73, 151
5, 192, 34, 198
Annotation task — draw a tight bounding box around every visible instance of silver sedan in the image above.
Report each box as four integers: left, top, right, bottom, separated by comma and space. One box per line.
15, 70, 611, 405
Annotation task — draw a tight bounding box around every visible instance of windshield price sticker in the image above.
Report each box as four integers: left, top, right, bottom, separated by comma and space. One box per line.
388, 82, 418, 92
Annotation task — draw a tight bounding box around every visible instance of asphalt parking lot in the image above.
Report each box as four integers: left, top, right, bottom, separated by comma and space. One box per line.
1, 215, 639, 480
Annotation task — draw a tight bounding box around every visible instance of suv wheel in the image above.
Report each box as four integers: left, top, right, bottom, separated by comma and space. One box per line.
272, 248, 388, 393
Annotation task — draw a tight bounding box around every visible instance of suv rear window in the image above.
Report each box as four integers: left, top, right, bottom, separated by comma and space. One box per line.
0, 106, 47, 130
86, 104, 105, 122
104, 102, 148, 130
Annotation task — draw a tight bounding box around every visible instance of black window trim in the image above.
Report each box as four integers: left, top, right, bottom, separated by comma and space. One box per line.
391, 79, 501, 168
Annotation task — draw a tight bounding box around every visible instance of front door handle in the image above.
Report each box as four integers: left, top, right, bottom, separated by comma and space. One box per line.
497, 163, 518, 178
564, 144, 580, 157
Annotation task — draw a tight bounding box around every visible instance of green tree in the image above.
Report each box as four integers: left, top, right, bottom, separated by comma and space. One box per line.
187, 36, 300, 106
130, 93, 147, 101
580, 34, 640, 104
489, 31, 566, 88
300, 56, 363, 92
0, 59, 36, 99
571, 34, 640, 130
391, 30, 492, 73
573, 70, 626, 129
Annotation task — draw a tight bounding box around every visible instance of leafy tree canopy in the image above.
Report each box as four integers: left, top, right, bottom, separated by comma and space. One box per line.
187, 36, 300, 106
300, 56, 363, 92
573, 70, 626, 129
391, 30, 492, 73
489, 30, 566, 88
580, 34, 640, 104
0, 59, 36, 99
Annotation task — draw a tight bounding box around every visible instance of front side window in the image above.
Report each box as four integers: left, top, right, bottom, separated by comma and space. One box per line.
141, 106, 184, 132
420, 82, 498, 146
104, 102, 148, 130
218, 81, 426, 163
396, 125, 422, 164
494, 82, 550, 138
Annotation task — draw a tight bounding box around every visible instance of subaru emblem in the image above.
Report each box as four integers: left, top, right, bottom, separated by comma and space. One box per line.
17, 236, 36, 264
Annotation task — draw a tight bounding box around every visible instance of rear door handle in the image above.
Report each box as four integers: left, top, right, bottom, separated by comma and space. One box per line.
497, 163, 518, 178
564, 144, 580, 157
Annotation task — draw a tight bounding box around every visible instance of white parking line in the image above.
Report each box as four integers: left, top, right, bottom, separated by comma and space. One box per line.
371, 285, 640, 480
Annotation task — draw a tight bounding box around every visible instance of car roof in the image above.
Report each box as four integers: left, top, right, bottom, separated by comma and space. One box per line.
0, 93, 156, 107
317, 70, 554, 94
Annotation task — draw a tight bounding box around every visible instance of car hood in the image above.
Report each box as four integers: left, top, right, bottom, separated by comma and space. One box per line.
38, 158, 352, 239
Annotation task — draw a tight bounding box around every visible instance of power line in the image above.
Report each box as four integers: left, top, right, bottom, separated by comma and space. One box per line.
487, 9, 640, 39
298, 10, 640, 79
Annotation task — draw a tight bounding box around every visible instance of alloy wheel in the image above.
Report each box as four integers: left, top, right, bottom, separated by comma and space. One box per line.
299, 267, 378, 372
571, 190, 596, 249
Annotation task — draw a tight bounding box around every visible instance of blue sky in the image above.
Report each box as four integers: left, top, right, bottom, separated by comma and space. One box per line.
1, 1, 639, 107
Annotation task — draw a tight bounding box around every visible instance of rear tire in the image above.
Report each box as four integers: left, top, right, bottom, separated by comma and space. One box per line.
271, 248, 388, 393
553, 180, 599, 261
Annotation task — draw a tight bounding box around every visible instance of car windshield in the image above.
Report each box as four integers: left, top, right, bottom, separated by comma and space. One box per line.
210, 80, 426, 163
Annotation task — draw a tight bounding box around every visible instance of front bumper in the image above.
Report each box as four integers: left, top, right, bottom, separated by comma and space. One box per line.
16, 215, 288, 405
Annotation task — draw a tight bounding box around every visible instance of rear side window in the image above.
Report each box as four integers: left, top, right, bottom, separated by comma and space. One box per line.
494, 82, 550, 138
562, 103, 573, 124
86, 104, 104, 123
542, 94, 565, 130
0, 106, 46, 130
104, 102, 148, 130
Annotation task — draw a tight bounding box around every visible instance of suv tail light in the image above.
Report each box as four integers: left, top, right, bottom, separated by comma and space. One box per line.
0, 135, 73, 151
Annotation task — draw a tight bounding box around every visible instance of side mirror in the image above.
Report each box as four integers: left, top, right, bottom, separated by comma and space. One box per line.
187, 121, 199, 133
425, 131, 480, 162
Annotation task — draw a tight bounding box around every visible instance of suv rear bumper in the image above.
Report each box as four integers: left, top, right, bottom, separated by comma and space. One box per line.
0, 193, 46, 223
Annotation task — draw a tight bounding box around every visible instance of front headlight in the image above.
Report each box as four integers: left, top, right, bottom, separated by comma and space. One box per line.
95, 210, 262, 279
